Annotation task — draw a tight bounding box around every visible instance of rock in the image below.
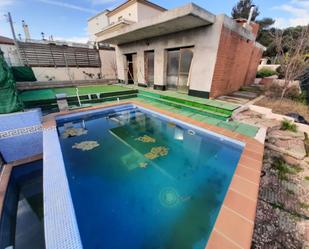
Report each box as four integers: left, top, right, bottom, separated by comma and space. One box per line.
283, 155, 301, 166
268, 129, 305, 140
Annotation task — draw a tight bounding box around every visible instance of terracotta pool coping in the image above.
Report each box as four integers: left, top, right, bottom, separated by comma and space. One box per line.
43, 100, 264, 249
0, 154, 43, 221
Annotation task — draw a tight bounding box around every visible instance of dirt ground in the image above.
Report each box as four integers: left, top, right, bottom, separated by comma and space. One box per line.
255, 97, 309, 121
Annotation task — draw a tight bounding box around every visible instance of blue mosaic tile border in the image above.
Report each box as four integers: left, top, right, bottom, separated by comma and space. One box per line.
0, 125, 42, 139
43, 127, 83, 249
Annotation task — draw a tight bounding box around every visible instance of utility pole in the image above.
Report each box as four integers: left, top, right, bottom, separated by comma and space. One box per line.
7, 12, 24, 66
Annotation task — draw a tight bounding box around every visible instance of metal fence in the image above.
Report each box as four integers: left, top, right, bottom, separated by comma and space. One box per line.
18, 42, 101, 68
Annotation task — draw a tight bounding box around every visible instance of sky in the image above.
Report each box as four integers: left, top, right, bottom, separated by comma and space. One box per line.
0, 0, 308, 43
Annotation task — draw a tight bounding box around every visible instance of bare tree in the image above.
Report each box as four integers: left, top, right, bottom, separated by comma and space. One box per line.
272, 25, 309, 102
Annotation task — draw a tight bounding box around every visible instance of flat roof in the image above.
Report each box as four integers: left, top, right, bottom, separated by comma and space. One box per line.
88, 9, 109, 21
106, 0, 166, 17
97, 3, 215, 45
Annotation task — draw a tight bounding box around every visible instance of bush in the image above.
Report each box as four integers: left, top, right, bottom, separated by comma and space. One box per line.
256, 68, 278, 78
265, 83, 303, 102
281, 119, 297, 132
265, 83, 283, 98
276, 66, 285, 79
285, 85, 301, 100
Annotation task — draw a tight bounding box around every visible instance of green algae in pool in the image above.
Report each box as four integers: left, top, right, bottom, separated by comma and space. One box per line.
57, 106, 243, 249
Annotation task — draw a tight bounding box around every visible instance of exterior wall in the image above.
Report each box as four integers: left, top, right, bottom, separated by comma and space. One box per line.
31, 67, 102, 81
210, 25, 263, 98
137, 2, 164, 21
258, 64, 280, 71
0, 44, 22, 66
109, 3, 138, 24
88, 11, 109, 42
116, 16, 224, 94
31, 49, 117, 81
245, 46, 263, 85
100, 49, 117, 78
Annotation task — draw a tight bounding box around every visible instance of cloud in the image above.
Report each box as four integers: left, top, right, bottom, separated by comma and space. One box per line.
53, 36, 89, 43
0, 0, 16, 8
90, 0, 120, 4
274, 0, 309, 28
36, 0, 97, 13
0, 0, 16, 21
0, 0, 17, 37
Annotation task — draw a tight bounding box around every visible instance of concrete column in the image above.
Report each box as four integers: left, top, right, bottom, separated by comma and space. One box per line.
116, 47, 126, 82
136, 50, 145, 84
154, 48, 166, 86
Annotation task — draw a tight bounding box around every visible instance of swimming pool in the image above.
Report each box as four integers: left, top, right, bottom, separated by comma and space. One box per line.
55, 104, 244, 249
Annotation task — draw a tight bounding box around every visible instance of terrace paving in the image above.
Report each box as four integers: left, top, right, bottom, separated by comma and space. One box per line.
19, 84, 259, 137
127, 97, 259, 138
20, 85, 130, 101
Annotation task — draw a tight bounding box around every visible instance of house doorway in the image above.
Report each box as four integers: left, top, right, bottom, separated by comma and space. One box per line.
125, 53, 137, 84
145, 51, 154, 86
166, 48, 194, 93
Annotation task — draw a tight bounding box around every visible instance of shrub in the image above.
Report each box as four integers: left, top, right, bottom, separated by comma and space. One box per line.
265, 82, 283, 98
273, 156, 302, 180
281, 119, 297, 132
285, 85, 301, 100
256, 68, 278, 78
276, 66, 285, 79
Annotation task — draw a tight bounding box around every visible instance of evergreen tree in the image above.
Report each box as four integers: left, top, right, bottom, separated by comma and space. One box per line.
231, 0, 260, 21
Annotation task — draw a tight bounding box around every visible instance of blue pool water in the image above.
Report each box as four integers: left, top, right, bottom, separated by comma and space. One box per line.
56, 105, 244, 249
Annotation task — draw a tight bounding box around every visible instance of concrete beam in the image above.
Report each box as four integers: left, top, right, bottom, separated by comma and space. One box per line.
96, 3, 216, 45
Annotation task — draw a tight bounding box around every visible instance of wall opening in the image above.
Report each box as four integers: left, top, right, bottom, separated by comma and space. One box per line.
125, 53, 137, 84
166, 47, 194, 93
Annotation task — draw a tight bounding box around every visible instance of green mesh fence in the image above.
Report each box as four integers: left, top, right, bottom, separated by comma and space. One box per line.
11, 66, 37, 82
0, 49, 23, 114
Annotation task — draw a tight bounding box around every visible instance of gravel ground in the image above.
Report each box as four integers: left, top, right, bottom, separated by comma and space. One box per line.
234, 110, 309, 249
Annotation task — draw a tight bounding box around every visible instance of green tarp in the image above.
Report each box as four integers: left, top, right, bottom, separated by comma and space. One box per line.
0, 49, 23, 114
11, 66, 37, 82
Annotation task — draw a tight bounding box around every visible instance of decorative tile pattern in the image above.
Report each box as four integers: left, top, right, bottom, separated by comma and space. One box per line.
0, 125, 42, 139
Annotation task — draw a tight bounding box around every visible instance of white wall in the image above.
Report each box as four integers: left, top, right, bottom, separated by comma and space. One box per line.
137, 2, 164, 21
258, 64, 280, 71
31, 49, 116, 81
100, 49, 117, 79
109, 3, 138, 24
116, 16, 224, 92
108, 2, 163, 27
32, 67, 101, 81
88, 11, 109, 42
0, 44, 22, 66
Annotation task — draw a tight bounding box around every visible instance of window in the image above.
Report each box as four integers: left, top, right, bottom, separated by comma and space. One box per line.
166, 47, 194, 93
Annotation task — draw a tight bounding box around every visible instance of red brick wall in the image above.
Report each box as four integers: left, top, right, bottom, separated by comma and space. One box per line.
210, 26, 263, 98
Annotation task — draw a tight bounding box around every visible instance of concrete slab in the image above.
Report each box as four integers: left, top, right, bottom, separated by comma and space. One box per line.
97, 3, 215, 45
